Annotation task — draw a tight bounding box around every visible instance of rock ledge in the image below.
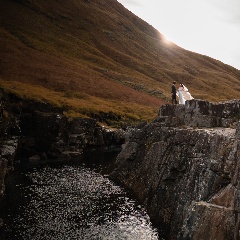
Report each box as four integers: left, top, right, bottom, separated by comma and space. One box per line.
112, 99, 240, 240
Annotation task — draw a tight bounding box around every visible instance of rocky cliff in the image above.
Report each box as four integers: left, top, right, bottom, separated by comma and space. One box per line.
111, 99, 240, 240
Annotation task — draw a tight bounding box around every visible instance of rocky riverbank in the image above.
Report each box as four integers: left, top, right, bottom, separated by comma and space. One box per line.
0, 88, 137, 225
111, 99, 240, 240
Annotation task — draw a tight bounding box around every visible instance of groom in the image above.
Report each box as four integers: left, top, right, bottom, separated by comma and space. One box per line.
171, 81, 177, 104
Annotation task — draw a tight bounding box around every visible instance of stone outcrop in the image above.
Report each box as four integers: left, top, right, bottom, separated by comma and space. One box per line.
111, 99, 240, 240
157, 99, 240, 128
0, 88, 126, 161
17, 109, 125, 160
0, 137, 18, 200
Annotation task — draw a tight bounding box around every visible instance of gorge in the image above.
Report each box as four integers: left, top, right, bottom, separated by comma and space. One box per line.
1, 88, 240, 239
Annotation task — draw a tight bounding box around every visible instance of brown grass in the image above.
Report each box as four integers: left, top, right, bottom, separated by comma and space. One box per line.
0, 0, 240, 126
0, 79, 158, 123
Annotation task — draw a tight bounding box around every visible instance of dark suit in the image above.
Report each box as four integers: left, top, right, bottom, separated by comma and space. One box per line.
171, 84, 177, 104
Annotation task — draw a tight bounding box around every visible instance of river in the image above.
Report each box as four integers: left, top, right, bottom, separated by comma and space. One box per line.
0, 150, 161, 240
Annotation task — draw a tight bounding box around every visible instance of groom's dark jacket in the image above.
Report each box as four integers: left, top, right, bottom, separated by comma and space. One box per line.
172, 84, 176, 95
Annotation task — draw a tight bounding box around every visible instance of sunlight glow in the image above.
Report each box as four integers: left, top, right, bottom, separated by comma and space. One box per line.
161, 34, 173, 45
117, 0, 240, 70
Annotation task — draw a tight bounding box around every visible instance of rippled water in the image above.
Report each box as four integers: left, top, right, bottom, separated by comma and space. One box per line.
0, 156, 159, 239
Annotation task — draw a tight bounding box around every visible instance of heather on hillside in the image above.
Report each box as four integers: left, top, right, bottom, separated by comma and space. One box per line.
1, 0, 240, 125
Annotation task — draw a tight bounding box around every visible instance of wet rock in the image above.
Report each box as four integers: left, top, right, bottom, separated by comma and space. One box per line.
0, 138, 18, 164
29, 155, 41, 163
60, 151, 83, 159
0, 158, 8, 200
0, 137, 19, 201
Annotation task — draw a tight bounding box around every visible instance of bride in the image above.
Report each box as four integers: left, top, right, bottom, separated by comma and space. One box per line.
177, 83, 194, 104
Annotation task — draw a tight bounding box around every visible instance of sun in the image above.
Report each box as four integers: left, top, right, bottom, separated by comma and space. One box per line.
161, 33, 173, 45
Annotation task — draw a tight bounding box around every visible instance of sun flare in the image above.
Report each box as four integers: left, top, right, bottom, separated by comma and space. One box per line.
161, 34, 172, 45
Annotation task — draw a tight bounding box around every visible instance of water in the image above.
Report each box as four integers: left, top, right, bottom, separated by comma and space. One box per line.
0, 151, 159, 240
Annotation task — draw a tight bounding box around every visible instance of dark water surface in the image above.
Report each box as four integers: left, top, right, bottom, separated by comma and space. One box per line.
0, 150, 160, 239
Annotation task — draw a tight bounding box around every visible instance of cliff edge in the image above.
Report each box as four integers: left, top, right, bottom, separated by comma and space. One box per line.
111, 99, 240, 239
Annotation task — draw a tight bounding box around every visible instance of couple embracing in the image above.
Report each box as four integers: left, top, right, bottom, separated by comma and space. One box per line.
171, 81, 194, 105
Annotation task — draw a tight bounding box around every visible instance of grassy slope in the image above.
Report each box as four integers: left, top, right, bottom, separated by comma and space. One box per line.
0, 0, 240, 125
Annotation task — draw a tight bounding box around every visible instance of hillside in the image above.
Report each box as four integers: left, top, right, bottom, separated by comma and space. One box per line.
1, 0, 240, 125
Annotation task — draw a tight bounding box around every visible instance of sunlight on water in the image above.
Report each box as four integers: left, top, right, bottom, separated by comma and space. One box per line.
1, 165, 159, 240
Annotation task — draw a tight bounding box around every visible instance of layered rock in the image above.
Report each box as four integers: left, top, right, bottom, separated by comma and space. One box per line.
0, 88, 126, 162
18, 112, 127, 160
157, 99, 240, 128
111, 99, 240, 239
0, 138, 18, 199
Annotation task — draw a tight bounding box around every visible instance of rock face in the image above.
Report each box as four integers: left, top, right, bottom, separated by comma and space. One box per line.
0, 88, 126, 161
17, 109, 125, 160
157, 99, 240, 128
111, 99, 240, 240
0, 138, 18, 200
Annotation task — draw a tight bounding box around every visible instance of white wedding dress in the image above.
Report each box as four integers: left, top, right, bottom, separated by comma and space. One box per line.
177, 84, 194, 105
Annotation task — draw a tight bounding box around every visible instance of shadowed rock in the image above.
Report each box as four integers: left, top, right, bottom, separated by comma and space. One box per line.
111, 99, 240, 239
